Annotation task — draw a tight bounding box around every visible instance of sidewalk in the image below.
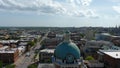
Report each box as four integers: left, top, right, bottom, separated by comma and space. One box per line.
14, 54, 25, 66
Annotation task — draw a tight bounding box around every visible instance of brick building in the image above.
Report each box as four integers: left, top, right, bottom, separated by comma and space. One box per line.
0, 46, 19, 63
39, 49, 54, 63
98, 50, 120, 68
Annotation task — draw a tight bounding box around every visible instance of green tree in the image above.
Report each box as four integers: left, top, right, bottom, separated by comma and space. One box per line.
46, 59, 51, 63
5, 64, 15, 68
28, 64, 37, 68
40, 45, 45, 49
0, 61, 3, 68
85, 56, 94, 60
28, 41, 35, 47
80, 33, 85, 38
40, 41, 44, 45
34, 39, 37, 43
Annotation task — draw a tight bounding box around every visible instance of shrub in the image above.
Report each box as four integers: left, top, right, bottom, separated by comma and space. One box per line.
0, 61, 3, 68
28, 41, 35, 47
28, 64, 37, 68
5, 64, 15, 68
85, 56, 94, 60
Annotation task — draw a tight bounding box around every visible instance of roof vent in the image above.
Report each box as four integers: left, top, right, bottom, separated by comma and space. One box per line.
116, 54, 118, 56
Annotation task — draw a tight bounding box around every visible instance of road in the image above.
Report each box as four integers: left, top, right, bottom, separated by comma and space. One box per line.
15, 31, 50, 68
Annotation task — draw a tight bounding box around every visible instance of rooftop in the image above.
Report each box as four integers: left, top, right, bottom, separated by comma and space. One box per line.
101, 33, 111, 36
99, 50, 120, 59
0, 40, 19, 44
0, 46, 18, 53
40, 49, 55, 53
19, 42, 28, 46
18, 46, 26, 50
38, 63, 55, 68
0, 46, 9, 50
85, 60, 104, 68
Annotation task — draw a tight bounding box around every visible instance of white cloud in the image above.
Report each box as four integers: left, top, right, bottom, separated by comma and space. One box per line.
113, 6, 120, 14
0, 0, 66, 14
67, 0, 92, 6
111, 0, 120, 18
109, 0, 120, 2
81, 0, 92, 6
64, 0, 98, 18
0, 0, 97, 18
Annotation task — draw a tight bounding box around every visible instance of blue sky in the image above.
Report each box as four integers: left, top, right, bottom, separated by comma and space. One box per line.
0, 0, 120, 27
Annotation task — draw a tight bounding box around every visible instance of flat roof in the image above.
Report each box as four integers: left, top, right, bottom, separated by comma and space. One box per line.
104, 52, 120, 59
0, 48, 18, 53
85, 60, 104, 67
38, 63, 55, 68
100, 50, 120, 59
0, 46, 9, 50
19, 42, 28, 46
40, 49, 55, 53
0, 40, 18, 43
18, 46, 26, 50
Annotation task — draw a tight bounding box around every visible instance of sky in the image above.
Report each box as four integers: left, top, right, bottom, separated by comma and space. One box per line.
0, 0, 120, 27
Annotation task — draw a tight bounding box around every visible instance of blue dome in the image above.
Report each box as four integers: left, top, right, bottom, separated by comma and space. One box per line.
54, 41, 80, 60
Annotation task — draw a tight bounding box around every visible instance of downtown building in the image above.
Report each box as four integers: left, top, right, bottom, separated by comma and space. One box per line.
0, 46, 19, 64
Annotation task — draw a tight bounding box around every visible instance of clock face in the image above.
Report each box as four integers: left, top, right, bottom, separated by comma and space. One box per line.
66, 55, 74, 63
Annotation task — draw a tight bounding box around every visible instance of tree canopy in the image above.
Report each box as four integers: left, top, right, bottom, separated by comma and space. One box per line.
85, 56, 94, 60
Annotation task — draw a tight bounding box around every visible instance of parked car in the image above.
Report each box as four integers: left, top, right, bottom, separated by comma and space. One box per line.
26, 52, 30, 57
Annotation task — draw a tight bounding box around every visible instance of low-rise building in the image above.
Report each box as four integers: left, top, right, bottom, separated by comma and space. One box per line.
98, 50, 120, 68
0, 46, 19, 63
95, 33, 120, 44
39, 49, 54, 63
95, 33, 111, 41
47, 32, 56, 38
70, 33, 81, 41
83, 40, 113, 59
85, 60, 104, 68
18, 46, 26, 56
38, 63, 55, 68
0, 40, 19, 48
84, 40, 115, 59
42, 38, 62, 49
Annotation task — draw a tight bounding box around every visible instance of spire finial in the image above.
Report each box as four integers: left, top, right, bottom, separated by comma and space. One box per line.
64, 31, 71, 42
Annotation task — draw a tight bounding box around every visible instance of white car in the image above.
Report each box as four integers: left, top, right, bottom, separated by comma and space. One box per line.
26, 52, 30, 57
